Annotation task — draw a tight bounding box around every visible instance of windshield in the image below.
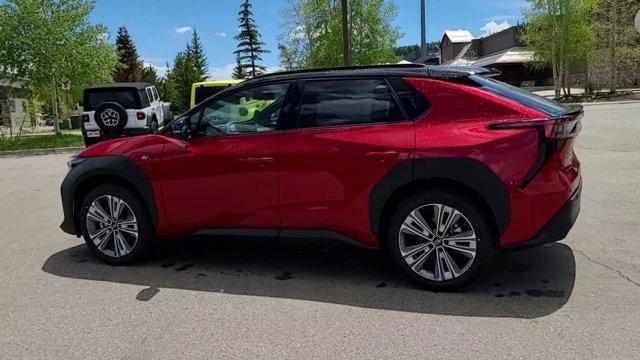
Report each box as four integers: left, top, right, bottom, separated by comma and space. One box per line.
470, 75, 568, 116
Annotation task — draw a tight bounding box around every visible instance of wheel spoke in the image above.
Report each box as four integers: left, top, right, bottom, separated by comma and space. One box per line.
113, 230, 131, 256
94, 229, 113, 250
88, 203, 110, 224
408, 246, 435, 272
441, 210, 461, 237
111, 197, 123, 221
401, 243, 430, 259
441, 247, 462, 278
433, 248, 445, 281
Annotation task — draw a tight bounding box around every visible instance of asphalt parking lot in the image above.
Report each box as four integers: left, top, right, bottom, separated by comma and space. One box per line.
1, 102, 639, 359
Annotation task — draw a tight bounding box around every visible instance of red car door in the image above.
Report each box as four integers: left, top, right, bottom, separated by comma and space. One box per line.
157, 82, 293, 236
278, 78, 416, 247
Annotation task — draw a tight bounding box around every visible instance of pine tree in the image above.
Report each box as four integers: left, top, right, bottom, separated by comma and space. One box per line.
140, 65, 159, 86
232, 53, 246, 79
113, 27, 143, 82
188, 29, 209, 82
234, 0, 269, 78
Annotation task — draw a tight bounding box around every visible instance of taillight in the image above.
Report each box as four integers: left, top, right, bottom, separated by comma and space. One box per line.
82, 114, 90, 123
487, 113, 582, 139
487, 110, 582, 188
136, 112, 146, 120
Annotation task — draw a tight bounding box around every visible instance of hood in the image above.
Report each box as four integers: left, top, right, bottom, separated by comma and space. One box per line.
77, 135, 171, 157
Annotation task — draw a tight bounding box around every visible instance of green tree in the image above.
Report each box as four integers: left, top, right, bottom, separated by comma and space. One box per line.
234, 0, 269, 78
163, 30, 209, 114
522, 0, 597, 98
594, 0, 640, 92
278, 0, 402, 69
113, 26, 143, 82
232, 53, 247, 79
188, 29, 209, 82
0, 0, 117, 134
140, 65, 159, 86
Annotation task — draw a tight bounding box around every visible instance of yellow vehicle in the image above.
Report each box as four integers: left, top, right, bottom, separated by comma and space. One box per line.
190, 80, 243, 108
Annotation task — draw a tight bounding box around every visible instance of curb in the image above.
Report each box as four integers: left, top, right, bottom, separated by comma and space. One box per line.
0, 147, 84, 158
579, 100, 640, 106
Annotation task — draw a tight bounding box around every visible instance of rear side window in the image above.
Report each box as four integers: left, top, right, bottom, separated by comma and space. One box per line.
296, 79, 405, 129
470, 75, 567, 116
83, 89, 138, 111
139, 89, 150, 108
388, 77, 431, 120
152, 87, 160, 101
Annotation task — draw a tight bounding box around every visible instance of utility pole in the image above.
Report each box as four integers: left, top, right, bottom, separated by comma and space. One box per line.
420, 0, 427, 59
51, 76, 60, 135
341, 0, 350, 66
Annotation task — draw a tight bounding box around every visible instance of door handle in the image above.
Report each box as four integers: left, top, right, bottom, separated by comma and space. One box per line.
366, 151, 399, 159
244, 157, 275, 164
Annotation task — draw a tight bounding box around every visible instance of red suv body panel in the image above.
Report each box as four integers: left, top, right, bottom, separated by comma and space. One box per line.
67, 66, 581, 251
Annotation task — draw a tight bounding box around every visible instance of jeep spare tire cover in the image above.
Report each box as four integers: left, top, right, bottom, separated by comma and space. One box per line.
94, 102, 128, 135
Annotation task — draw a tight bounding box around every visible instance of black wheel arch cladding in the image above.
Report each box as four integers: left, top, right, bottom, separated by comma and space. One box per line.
60, 156, 158, 236
370, 158, 511, 238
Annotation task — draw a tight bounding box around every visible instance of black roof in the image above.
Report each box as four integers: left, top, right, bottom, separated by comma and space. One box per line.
240, 64, 498, 86
84, 82, 152, 91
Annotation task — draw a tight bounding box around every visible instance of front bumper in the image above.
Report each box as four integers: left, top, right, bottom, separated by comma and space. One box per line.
503, 181, 581, 251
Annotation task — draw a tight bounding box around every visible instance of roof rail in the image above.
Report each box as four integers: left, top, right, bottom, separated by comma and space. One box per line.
427, 65, 501, 79
253, 63, 428, 80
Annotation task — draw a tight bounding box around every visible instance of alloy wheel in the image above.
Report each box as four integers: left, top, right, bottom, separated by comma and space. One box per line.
85, 195, 138, 258
398, 203, 477, 281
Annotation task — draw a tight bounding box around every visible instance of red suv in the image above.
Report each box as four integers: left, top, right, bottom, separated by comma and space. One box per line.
60, 64, 582, 290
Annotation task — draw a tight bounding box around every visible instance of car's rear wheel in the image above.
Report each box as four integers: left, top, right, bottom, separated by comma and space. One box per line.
79, 184, 154, 265
386, 189, 494, 290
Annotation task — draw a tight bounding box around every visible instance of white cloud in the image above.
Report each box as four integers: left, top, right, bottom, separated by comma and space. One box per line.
207, 64, 283, 81
174, 26, 192, 34
143, 62, 169, 77
480, 20, 510, 37
214, 32, 227, 37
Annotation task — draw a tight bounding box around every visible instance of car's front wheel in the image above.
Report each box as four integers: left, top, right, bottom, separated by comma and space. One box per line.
79, 184, 154, 265
386, 189, 494, 290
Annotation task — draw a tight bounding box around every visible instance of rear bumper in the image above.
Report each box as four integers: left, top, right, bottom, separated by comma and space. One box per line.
82, 127, 151, 139
503, 180, 581, 251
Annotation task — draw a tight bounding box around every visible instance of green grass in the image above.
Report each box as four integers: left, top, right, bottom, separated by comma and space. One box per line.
0, 134, 84, 152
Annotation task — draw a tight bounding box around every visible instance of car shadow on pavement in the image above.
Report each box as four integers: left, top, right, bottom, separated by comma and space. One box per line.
42, 236, 575, 319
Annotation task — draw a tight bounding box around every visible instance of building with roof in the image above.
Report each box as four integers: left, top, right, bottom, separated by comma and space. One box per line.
438, 25, 553, 87
0, 77, 32, 128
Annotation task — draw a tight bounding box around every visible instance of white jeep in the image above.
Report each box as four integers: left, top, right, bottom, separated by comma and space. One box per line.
81, 82, 173, 147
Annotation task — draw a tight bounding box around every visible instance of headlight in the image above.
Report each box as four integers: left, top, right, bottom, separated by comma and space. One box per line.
67, 156, 86, 169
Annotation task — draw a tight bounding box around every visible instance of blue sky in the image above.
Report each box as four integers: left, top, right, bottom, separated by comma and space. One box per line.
89, 0, 529, 79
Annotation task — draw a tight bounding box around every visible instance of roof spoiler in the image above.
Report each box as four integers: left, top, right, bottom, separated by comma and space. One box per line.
426, 65, 501, 79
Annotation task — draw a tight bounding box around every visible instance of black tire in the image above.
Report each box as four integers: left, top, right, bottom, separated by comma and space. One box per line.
79, 183, 155, 265
149, 118, 159, 134
386, 188, 494, 291
94, 102, 128, 135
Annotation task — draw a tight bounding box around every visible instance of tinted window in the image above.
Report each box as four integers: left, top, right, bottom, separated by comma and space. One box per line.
195, 86, 232, 106
146, 88, 154, 103
388, 77, 430, 119
470, 75, 567, 116
297, 79, 404, 129
84, 89, 138, 111
138, 90, 150, 108
198, 83, 290, 136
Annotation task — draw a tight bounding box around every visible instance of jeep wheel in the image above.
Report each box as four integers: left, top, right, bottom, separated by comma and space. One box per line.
94, 102, 128, 136
386, 189, 494, 291
79, 184, 155, 265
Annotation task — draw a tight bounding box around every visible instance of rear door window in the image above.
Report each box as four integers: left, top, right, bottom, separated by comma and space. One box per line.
84, 89, 138, 111
470, 75, 567, 116
388, 77, 431, 120
139, 89, 150, 108
296, 79, 405, 129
